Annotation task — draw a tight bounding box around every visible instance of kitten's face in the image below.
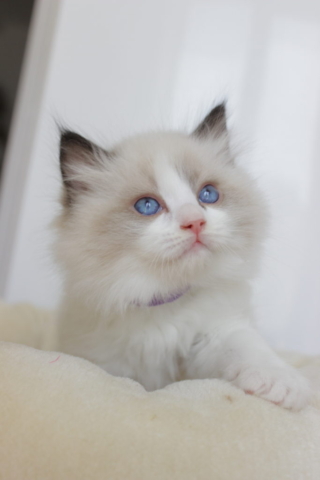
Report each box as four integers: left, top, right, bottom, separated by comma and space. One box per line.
56, 105, 266, 310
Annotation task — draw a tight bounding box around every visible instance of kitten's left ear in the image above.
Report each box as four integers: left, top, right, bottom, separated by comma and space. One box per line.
59, 130, 108, 207
193, 103, 227, 139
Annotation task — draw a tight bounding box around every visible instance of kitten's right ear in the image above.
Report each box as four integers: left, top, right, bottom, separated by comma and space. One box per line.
59, 130, 106, 207
192, 103, 227, 139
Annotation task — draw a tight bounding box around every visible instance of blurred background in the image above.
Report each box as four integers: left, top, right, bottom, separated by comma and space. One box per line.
0, 0, 319, 353
0, 0, 34, 171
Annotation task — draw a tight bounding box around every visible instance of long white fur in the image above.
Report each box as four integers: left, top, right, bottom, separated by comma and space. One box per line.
54, 123, 310, 410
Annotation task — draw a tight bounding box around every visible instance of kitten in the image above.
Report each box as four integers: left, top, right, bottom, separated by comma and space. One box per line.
54, 104, 310, 410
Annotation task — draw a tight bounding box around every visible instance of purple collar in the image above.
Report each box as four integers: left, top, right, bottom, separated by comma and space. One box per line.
148, 290, 186, 307
136, 287, 190, 307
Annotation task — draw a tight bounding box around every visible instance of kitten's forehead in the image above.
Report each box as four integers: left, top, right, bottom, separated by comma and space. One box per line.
153, 155, 198, 208
114, 132, 229, 209
116, 131, 212, 204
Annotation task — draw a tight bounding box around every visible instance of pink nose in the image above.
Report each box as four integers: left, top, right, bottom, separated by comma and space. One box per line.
180, 218, 206, 236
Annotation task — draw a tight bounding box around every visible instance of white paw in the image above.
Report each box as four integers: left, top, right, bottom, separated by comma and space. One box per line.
227, 364, 311, 410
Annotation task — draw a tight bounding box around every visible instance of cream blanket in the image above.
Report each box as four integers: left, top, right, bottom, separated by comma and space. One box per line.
0, 301, 320, 480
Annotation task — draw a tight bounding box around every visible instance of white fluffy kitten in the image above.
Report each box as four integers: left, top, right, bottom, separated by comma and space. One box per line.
55, 104, 310, 410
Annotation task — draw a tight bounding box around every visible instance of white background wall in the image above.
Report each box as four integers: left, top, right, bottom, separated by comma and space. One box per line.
1, 0, 320, 353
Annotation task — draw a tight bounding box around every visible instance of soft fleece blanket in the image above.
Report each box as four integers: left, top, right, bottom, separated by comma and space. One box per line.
0, 300, 319, 480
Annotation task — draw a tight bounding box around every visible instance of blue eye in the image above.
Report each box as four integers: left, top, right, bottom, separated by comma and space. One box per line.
134, 197, 161, 216
198, 184, 219, 204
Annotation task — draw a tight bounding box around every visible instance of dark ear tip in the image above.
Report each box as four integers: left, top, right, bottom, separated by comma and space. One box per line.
60, 130, 93, 152
193, 101, 228, 138
214, 101, 226, 111
208, 101, 227, 121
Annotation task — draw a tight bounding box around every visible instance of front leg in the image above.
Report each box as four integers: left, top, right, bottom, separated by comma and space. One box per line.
185, 326, 311, 410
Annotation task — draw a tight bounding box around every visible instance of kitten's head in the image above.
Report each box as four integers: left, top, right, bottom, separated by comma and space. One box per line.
55, 104, 266, 311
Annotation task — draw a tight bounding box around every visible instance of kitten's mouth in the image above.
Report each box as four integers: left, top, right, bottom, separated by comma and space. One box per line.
189, 240, 203, 251
182, 239, 207, 257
